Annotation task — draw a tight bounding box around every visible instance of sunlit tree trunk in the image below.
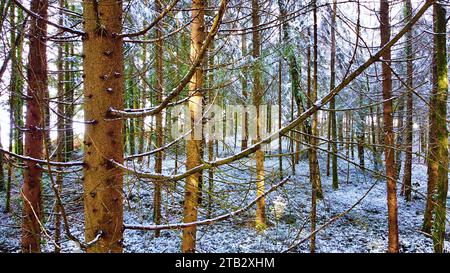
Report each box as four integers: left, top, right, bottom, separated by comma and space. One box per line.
82, 0, 124, 253
182, 0, 205, 253
241, 31, 248, 150
277, 24, 283, 177
310, 0, 322, 201
252, 0, 266, 231
206, 4, 215, 217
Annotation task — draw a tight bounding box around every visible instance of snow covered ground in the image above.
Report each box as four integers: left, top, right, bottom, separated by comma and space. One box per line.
1, 148, 449, 253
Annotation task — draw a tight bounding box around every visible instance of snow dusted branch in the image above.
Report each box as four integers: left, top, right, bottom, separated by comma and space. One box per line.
123, 176, 291, 231
108, 0, 228, 119
12, 0, 85, 36
125, 130, 191, 160
0, 147, 84, 167
109, 97, 189, 119
119, 0, 180, 38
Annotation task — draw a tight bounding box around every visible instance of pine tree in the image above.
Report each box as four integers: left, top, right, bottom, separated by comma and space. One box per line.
182, 0, 206, 253
22, 0, 48, 253
252, 0, 266, 231
153, 0, 164, 238
401, 0, 414, 202
380, 0, 399, 253
82, 0, 125, 253
431, 1, 448, 253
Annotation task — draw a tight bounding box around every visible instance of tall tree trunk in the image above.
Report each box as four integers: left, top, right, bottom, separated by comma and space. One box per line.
182, 0, 205, 253
206, 5, 215, 218
153, 0, 164, 238
395, 96, 405, 178
278, 26, 283, 178
22, 0, 48, 253
423, 7, 439, 234
252, 0, 266, 231
14, 2, 24, 159
7, 0, 25, 210
54, 0, 65, 253
380, 0, 399, 253
329, 0, 339, 189
82, 0, 124, 253
5, 2, 17, 211
431, 2, 448, 253
241, 31, 248, 150
369, 104, 379, 171
357, 89, 365, 170
137, 34, 147, 162
401, 0, 413, 201
310, 0, 322, 200
278, 0, 303, 165
0, 126, 3, 191
310, 16, 319, 251
127, 69, 136, 155
64, 40, 74, 160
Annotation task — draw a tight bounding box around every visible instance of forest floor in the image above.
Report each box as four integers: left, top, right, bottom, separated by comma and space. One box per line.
0, 148, 449, 253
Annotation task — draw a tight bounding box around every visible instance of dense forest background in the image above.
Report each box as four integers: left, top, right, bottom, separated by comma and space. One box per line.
0, 0, 449, 253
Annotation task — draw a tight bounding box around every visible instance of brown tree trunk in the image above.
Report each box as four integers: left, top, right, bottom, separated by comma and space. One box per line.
310, 0, 322, 200
380, 0, 399, 253
329, 0, 339, 189
206, 7, 215, 217
182, 0, 205, 253
22, 0, 48, 253
395, 96, 405, 178
252, 0, 266, 231
423, 10, 439, 234
82, 0, 124, 253
54, 0, 65, 253
153, 0, 164, 238
401, 0, 413, 201
241, 32, 248, 150
431, 2, 448, 253
64, 41, 74, 160
369, 105, 379, 171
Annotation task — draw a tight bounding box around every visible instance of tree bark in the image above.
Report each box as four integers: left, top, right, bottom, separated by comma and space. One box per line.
21, 0, 48, 253
310, 0, 322, 200
182, 0, 205, 253
82, 0, 125, 253
54, 0, 65, 253
251, 0, 266, 231
401, 0, 413, 201
241, 32, 248, 150
431, 2, 448, 253
330, 0, 339, 189
64, 38, 74, 160
380, 0, 399, 253
153, 0, 164, 238
423, 7, 439, 234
